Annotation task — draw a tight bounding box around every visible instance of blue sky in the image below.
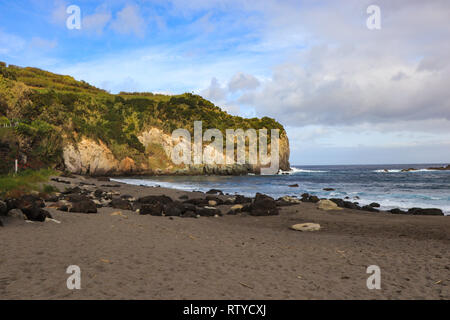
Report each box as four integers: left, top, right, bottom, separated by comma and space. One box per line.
1, 0, 450, 165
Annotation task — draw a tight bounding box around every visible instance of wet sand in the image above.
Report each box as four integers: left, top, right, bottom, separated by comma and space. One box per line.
0, 175, 449, 299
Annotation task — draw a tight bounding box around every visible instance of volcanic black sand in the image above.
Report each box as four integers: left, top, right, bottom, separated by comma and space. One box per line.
0, 175, 449, 299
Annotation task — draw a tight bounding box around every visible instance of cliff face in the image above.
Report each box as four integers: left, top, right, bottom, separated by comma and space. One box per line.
63, 127, 290, 176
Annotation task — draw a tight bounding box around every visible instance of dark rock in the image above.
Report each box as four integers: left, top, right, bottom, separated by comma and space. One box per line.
61, 186, 82, 194
182, 203, 197, 212
250, 193, 279, 216
234, 195, 252, 204
205, 195, 224, 205
369, 202, 381, 208
183, 198, 208, 206
101, 184, 121, 188
361, 205, 379, 212
110, 198, 132, 211
8, 209, 26, 220
65, 194, 90, 202
407, 208, 444, 216
79, 182, 95, 186
138, 195, 173, 205
51, 178, 71, 184
330, 198, 345, 208
21, 207, 52, 222
289, 184, 299, 188
163, 202, 185, 217
178, 195, 189, 200
309, 196, 320, 203
97, 177, 110, 182
389, 208, 407, 215
206, 189, 224, 195
45, 195, 60, 203
323, 188, 335, 191
343, 201, 360, 210
121, 194, 134, 201
0, 200, 7, 216
140, 203, 163, 216
69, 200, 98, 214
196, 207, 221, 217
181, 210, 197, 218
94, 189, 105, 198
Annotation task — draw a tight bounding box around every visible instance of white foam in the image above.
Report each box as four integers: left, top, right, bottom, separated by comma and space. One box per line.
280, 167, 329, 174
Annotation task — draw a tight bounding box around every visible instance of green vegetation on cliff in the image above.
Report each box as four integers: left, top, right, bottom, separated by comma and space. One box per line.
0, 62, 286, 170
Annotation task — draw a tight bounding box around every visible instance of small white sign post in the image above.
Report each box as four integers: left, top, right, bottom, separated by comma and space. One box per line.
15, 159, 18, 174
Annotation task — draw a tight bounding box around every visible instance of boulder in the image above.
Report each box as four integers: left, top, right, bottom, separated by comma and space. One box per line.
407, 208, 444, 216
288, 184, 299, 188
389, 208, 407, 215
227, 204, 244, 215
163, 202, 185, 217
64, 194, 90, 202
343, 201, 361, 210
369, 202, 381, 208
69, 200, 98, 214
7, 209, 26, 220
179, 195, 189, 200
206, 189, 224, 195
276, 196, 301, 207
0, 200, 7, 216
318, 200, 343, 211
329, 198, 345, 208
196, 207, 221, 217
23, 207, 52, 222
140, 203, 163, 216
361, 205, 379, 212
206, 195, 224, 205
234, 195, 252, 204
183, 198, 209, 206
323, 188, 335, 191
250, 193, 279, 216
181, 210, 197, 218
291, 223, 321, 232
110, 198, 132, 211
138, 195, 173, 205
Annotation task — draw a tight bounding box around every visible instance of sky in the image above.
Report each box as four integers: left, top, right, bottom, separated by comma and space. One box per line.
0, 0, 449, 165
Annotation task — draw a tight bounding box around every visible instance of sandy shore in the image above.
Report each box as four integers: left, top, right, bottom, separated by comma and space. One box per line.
1, 175, 449, 300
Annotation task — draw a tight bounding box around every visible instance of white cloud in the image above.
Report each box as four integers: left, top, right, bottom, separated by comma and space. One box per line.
110, 4, 146, 37
228, 72, 260, 92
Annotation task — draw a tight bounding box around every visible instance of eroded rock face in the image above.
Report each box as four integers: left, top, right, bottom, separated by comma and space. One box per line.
62, 127, 291, 176
63, 138, 119, 175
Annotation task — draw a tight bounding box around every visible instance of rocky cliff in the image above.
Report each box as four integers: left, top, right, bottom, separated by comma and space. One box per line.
63, 127, 290, 176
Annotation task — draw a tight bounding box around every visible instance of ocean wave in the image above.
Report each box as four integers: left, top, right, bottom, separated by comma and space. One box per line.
280, 167, 329, 174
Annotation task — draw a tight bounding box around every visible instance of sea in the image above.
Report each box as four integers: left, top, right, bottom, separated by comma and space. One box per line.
113, 164, 450, 215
